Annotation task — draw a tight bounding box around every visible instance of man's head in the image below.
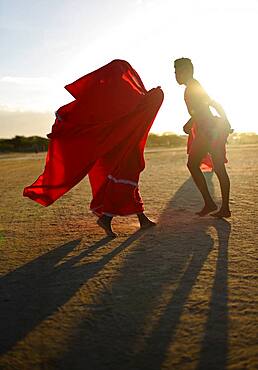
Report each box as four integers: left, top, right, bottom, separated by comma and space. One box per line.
174, 58, 194, 85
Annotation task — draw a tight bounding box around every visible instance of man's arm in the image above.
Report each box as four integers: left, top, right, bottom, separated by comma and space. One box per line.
209, 100, 233, 132
209, 100, 227, 120
186, 83, 232, 130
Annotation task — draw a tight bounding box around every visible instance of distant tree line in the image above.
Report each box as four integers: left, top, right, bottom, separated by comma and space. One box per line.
0, 132, 257, 153
0, 133, 187, 152
0, 136, 48, 153
146, 133, 187, 147
227, 132, 258, 145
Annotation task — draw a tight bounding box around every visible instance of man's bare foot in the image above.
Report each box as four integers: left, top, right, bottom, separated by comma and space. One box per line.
211, 208, 231, 218
97, 216, 117, 237
195, 203, 217, 217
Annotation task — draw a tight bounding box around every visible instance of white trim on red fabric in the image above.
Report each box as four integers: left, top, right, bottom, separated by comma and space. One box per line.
107, 175, 138, 187
103, 212, 140, 217
91, 209, 141, 217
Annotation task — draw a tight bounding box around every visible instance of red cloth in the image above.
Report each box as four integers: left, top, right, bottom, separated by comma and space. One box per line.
187, 120, 228, 172
23, 60, 164, 216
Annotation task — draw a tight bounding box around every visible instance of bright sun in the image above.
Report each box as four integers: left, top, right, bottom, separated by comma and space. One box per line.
200, 68, 256, 134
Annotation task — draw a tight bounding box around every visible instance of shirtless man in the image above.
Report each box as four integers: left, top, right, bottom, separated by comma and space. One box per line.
174, 57, 232, 218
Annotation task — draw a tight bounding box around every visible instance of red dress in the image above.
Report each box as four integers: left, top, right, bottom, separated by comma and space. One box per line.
23, 60, 164, 216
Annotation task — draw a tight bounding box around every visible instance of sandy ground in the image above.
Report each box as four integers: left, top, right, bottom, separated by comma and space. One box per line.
0, 145, 257, 370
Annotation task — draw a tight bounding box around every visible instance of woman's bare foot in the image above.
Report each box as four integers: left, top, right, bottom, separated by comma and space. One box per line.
211, 208, 231, 218
97, 215, 117, 237
137, 213, 156, 229
140, 219, 157, 229
195, 203, 217, 217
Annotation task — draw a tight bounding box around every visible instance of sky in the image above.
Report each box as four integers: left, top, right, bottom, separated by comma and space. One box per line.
0, 0, 258, 138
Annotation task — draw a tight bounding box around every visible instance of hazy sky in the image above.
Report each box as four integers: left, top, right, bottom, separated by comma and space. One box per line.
1, 0, 258, 137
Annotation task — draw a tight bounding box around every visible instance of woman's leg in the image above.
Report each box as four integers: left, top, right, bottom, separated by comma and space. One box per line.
137, 212, 156, 228
97, 214, 117, 237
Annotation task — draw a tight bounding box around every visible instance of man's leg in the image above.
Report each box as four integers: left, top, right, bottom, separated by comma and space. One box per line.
210, 147, 231, 218
187, 139, 217, 216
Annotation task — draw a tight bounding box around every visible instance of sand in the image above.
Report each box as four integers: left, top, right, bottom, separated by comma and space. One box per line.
0, 145, 257, 370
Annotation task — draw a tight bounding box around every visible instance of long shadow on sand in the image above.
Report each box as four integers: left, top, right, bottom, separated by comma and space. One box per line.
54, 174, 231, 370
0, 233, 143, 354
0, 174, 230, 370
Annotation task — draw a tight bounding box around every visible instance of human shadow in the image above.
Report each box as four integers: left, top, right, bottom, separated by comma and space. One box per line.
54, 174, 231, 370
197, 218, 230, 370
0, 232, 142, 354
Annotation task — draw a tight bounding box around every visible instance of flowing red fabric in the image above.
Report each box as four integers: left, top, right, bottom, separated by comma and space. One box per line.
187, 121, 228, 172
23, 60, 164, 216
187, 123, 214, 171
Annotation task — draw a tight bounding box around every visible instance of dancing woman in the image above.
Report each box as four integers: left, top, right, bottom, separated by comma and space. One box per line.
24, 60, 164, 236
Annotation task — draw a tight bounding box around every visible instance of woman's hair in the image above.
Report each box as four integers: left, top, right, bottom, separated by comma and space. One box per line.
174, 58, 194, 75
